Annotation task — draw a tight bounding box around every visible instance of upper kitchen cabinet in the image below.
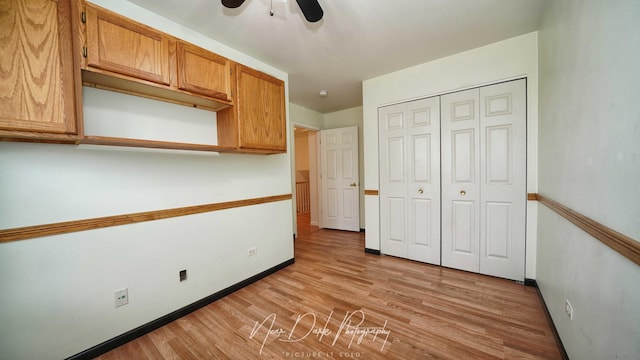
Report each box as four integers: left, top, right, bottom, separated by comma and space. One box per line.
218, 64, 286, 153
84, 2, 171, 85
80, 3, 232, 111
0, 0, 83, 140
176, 41, 232, 102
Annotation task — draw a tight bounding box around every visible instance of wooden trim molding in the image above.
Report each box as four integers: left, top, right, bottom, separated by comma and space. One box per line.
536, 194, 640, 266
364, 189, 379, 196
0, 194, 292, 244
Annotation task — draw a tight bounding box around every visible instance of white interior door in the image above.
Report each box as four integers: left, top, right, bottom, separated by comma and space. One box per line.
320, 126, 360, 231
479, 79, 526, 281
441, 88, 481, 273
379, 97, 441, 265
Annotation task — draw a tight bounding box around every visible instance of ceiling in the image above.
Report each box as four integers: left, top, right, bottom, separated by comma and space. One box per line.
126, 0, 546, 114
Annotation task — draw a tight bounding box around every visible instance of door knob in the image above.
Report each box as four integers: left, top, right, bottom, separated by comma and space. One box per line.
460, 190, 466, 196
418, 188, 424, 194
350, 182, 357, 187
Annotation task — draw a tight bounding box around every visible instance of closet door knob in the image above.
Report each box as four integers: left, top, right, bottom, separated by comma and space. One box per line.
418, 188, 424, 194
350, 182, 357, 187
460, 190, 466, 196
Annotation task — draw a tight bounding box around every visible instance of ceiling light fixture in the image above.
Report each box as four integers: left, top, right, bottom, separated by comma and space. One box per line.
318, 89, 328, 97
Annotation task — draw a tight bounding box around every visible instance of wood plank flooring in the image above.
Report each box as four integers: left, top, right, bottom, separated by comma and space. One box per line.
97, 214, 562, 359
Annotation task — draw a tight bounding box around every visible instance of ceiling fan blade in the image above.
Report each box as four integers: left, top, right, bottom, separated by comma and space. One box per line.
296, 0, 323, 23
221, 0, 246, 8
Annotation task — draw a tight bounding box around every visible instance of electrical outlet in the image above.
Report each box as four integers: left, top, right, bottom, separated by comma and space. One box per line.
179, 269, 187, 282
565, 299, 573, 320
114, 288, 128, 308
248, 247, 257, 256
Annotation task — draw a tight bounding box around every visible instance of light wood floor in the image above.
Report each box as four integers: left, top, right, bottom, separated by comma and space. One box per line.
97, 213, 562, 359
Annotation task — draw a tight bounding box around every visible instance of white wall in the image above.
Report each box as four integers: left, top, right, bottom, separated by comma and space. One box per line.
537, 1, 640, 359
362, 32, 539, 278
0, 1, 292, 359
290, 103, 324, 130
323, 106, 365, 227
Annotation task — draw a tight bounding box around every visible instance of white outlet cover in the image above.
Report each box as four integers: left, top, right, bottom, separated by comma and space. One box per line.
564, 299, 573, 320
115, 288, 129, 308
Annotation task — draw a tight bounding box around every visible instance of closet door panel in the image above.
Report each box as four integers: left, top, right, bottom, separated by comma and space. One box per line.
442, 88, 481, 273
388, 198, 406, 243
452, 200, 476, 254
411, 199, 432, 246
379, 98, 441, 264
480, 79, 526, 281
407, 98, 441, 264
379, 104, 408, 258
485, 201, 511, 258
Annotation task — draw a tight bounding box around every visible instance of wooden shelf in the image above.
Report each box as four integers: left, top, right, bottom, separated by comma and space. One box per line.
81, 135, 236, 152
82, 71, 232, 112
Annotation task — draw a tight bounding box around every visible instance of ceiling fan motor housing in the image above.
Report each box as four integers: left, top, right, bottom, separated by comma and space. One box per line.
221, 0, 323, 22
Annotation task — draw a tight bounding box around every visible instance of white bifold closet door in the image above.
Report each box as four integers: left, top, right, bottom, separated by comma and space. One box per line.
379, 97, 441, 265
441, 79, 526, 281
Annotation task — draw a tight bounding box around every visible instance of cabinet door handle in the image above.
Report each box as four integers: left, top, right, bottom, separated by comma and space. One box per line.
418, 188, 424, 194
460, 190, 466, 196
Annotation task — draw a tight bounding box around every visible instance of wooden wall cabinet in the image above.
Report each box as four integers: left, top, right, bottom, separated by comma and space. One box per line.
85, 3, 171, 86
218, 64, 287, 154
1, 1, 286, 154
0, 0, 83, 141
81, 3, 232, 112
176, 41, 232, 102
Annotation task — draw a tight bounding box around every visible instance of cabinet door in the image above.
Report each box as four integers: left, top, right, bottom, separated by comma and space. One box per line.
176, 42, 231, 101
0, 0, 80, 134
236, 65, 286, 152
85, 4, 170, 85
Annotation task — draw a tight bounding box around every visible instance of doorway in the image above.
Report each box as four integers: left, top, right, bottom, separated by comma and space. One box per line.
294, 126, 320, 234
